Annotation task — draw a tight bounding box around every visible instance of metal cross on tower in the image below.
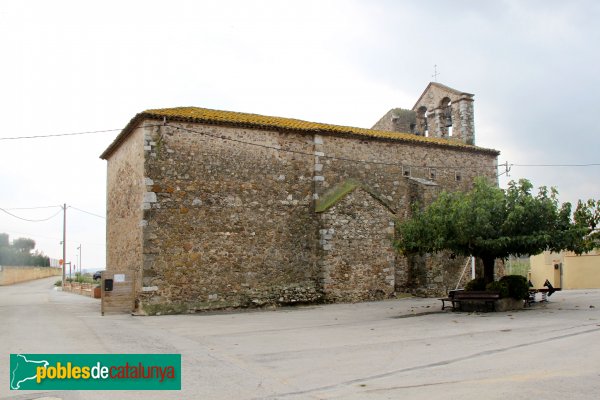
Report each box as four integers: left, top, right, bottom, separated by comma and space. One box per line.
432, 64, 440, 81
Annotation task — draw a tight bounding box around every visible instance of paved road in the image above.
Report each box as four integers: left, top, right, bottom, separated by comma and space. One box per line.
2, 277, 600, 399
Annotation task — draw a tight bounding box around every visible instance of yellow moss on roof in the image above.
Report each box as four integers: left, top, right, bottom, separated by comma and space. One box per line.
142, 107, 487, 150
100, 106, 499, 159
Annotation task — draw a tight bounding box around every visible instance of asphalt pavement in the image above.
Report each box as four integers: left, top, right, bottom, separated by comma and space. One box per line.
2, 277, 600, 399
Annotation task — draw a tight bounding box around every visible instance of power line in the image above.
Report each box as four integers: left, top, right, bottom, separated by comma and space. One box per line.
0, 206, 62, 222
1, 229, 62, 243
68, 206, 105, 219
0, 204, 105, 220
0, 128, 122, 141
0, 123, 162, 141
170, 123, 500, 171
510, 163, 600, 167
2, 121, 598, 170
2, 205, 62, 210
171, 124, 600, 177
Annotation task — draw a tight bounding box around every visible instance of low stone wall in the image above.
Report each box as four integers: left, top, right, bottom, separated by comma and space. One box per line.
62, 282, 100, 298
0, 266, 62, 286
458, 298, 524, 312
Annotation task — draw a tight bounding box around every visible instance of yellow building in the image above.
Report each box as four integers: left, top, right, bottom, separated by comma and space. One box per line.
529, 249, 600, 289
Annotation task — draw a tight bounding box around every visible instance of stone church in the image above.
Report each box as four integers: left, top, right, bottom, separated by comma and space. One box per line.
100, 82, 499, 315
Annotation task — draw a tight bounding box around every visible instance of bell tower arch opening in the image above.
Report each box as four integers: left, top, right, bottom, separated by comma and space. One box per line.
411, 82, 475, 144
416, 106, 428, 137
439, 97, 452, 137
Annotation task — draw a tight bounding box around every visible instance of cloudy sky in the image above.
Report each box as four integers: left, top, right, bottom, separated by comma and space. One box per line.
1, 0, 598, 270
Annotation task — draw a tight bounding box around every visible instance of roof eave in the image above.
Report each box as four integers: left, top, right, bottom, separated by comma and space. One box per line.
412, 82, 474, 110
100, 110, 500, 160
99, 113, 146, 160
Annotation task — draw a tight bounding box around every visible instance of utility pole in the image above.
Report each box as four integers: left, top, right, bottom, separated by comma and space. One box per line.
77, 244, 82, 275
62, 203, 66, 286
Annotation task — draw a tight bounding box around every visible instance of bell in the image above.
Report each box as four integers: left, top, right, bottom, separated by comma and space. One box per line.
444, 106, 452, 127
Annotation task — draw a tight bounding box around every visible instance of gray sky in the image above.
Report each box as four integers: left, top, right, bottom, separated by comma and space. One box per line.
1, 0, 599, 270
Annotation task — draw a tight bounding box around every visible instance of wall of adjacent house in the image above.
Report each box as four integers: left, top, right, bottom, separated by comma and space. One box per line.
563, 250, 600, 289
529, 252, 563, 288
530, 250, 600, 289
138, 121, 321, 314
104, 122, 146, 313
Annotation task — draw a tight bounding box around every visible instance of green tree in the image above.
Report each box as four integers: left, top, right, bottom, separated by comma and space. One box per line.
0, 233, 50, 267
395, 178, 595, 284
12, 237, 36, 253
0, 233, 8, 247
574, 198, 600, 246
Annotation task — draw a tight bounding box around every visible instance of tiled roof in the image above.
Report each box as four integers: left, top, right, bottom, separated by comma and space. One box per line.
100, 106, 499, 159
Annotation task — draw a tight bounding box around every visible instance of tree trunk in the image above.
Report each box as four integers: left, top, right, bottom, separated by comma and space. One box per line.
482, 256, 495, 284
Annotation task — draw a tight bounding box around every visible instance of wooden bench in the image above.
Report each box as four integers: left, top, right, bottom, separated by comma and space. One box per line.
439, 289, 463, 310
452, 291, 501, 312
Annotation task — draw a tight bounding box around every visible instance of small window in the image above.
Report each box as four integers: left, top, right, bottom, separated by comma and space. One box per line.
403, 166, 411, 177
455, 171, 462, 181
429, 168, 437, 180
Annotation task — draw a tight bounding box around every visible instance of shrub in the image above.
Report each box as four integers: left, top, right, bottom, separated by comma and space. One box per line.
499, 275, 529, 300
73, 272, 94, 284
54, 280, 62, 287
466, 275, 529, 300
485, 280, 509, 298
465, 277, 486, 291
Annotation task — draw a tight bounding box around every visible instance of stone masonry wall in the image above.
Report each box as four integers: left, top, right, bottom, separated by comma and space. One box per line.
138, 121, 321, 314
109, 117, 498, 314
315, 135, 495, 204
412, 84, 475, 145
371, 108, 416, 134
319, 189, 396, 302
315, 134, 497, 296
105, 123, 145, 311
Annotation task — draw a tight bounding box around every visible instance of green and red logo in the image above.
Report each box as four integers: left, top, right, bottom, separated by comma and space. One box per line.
10, 354, 181, 390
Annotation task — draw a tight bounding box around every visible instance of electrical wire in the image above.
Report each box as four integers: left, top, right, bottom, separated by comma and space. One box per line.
2, 121, 598, 170
0, 204, 106, 220
2, 205, 62, 210
1, 229, 63, 242
68, 206, 105, 219
1, 121, 598, 169
169, 123, 501, 171
510, 163, 600, 167
171, 124, 600, 178
0, 124, 163, 141
0, 128, 122, 141
0, 206, 62, 222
